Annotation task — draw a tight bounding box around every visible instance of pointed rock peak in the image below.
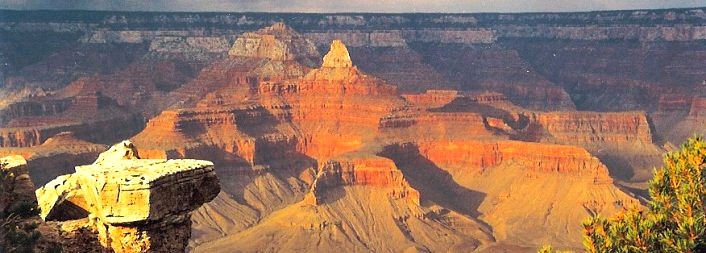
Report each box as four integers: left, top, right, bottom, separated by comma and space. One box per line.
322, 40, 353, 68
93, 140, 140, 165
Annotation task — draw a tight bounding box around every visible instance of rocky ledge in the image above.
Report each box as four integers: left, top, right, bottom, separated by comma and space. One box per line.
35, 140, 220, 253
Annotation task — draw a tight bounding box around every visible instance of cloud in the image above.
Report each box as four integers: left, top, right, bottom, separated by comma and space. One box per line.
0, 0, 704, 12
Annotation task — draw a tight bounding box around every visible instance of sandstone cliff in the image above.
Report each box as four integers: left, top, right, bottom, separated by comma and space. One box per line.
307, 157, 420, 205
380, 141, 638, 249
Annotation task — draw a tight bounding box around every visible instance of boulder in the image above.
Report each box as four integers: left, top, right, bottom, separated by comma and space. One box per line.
36, 141, 220, 253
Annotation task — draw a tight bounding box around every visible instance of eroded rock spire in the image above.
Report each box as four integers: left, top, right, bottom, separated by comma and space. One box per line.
322, 40, 353, 68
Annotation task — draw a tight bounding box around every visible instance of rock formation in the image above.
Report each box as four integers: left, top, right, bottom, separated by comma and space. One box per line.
35, 141, 220, 253
417, 140, 612, 179
0, 81, 144, 148
0, 132, 107, 186
307, 157, 420, 205
321, 40, 352, 68
124, 36, 651, 251
3, 9, 705, 252
527, 111, 653, 145
228, 22, 319, 66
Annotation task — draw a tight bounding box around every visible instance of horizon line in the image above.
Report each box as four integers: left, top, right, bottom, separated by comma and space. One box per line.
1, 6, 705, 15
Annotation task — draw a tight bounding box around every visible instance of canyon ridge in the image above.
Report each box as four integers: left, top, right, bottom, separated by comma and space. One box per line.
1, 7, 705, 252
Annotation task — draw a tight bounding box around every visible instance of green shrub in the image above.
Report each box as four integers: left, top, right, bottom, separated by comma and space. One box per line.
542, 137, 706, 253
0, 168, 48, 253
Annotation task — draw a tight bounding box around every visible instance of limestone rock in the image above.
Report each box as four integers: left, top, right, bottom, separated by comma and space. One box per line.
228, 22, 319, 65
321, 40, 353, 68
36, 141, 220, 253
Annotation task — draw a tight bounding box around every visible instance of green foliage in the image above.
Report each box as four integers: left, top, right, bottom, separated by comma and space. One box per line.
581, 137, 706, 253
3, 221, 42, 253
540, 137, 706, 253
538, 245, 572, 253
538, 245, 554, 253
0, 165, 49, 253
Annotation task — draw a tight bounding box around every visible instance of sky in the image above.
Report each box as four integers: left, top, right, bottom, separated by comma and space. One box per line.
0, 0, 704, 13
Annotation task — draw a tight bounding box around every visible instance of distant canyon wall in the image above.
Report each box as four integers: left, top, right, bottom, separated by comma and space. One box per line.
2, 9, 706, 47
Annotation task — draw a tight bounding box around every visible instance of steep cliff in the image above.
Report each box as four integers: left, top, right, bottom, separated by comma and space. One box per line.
524, 111, 664, 181
0, 155, 106, 252
380, 141, 638, 249
307, 157, 420, 205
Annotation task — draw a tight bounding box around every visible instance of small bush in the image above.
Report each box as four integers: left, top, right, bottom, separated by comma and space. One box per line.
540, 137, 706, 253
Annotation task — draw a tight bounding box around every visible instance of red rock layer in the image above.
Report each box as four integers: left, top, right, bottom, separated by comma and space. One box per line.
265, 40, 404, 158
380, 112, 499, 141
402, 90, 509, 109
308, 157, 420, 205
133, 105, 298, 165
0, 75, 145, 148
527, 111, 653, 145
0, 87, 141, 148
413, 140, 612, 182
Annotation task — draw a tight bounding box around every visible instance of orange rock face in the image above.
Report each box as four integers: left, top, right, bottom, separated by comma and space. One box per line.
402, 90, 509, 109
527, 111, 653, 145
308, 157, 420, 205
415, 140, 612, 181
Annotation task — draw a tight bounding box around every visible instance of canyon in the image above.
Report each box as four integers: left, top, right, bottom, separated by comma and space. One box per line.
0, 7, 704, 252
